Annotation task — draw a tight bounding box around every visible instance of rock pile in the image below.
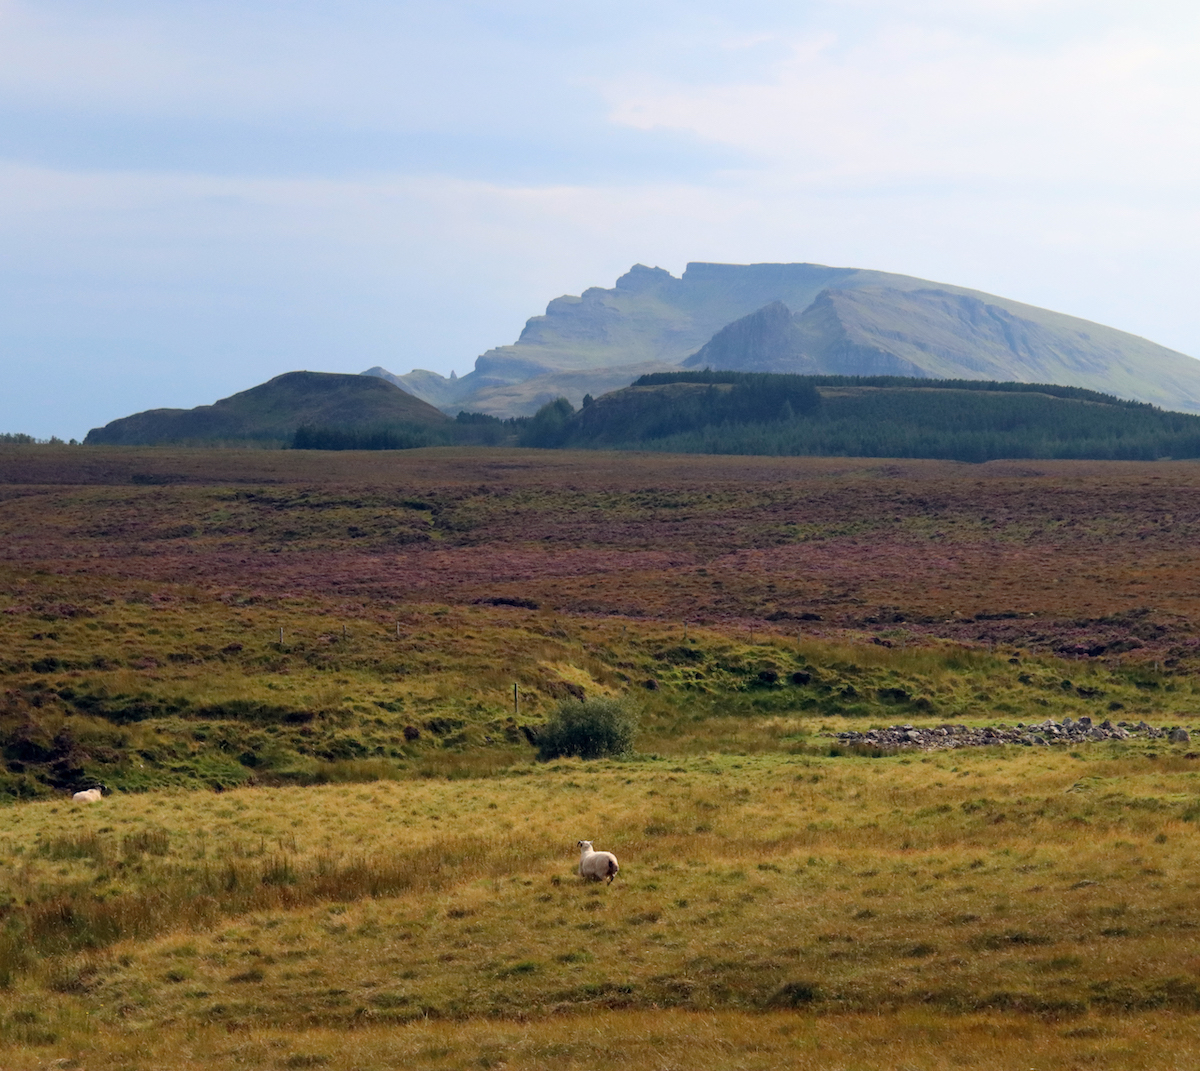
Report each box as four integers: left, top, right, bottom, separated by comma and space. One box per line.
829, 717, 1192, 751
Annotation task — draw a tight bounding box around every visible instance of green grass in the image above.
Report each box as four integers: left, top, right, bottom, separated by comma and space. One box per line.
2, 590, 1197, 797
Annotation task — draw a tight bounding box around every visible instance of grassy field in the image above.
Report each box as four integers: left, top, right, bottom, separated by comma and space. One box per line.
0, 444, 1198, 1067
0, 745, 1198, 1068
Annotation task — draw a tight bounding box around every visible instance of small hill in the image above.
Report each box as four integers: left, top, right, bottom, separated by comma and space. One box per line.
527, 371, 1200, 462
367, 262, 1200, 417
85, 371, 449, 446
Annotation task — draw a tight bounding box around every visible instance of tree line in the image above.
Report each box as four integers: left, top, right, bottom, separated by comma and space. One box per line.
520, 372, 1200, 462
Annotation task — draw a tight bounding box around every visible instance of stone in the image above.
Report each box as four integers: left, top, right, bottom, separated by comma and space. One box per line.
1169, 728, 1190, 743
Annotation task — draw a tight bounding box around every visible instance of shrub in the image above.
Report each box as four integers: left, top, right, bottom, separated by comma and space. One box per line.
518, 398, 575, 448
535, 697, 637, 760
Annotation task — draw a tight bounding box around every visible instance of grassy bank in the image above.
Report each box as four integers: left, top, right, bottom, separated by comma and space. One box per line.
2, 586, 1198, 796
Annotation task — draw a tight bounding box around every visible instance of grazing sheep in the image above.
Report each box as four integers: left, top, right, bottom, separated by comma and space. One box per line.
577, 840, 619, 883
72, 788, 103, 803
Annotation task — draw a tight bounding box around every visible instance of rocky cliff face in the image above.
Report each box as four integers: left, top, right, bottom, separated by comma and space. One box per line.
367, 261, 1200, 417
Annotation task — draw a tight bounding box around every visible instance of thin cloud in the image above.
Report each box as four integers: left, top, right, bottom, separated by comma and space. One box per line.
605, 25, 1200, 188
1, 1, 1199, 438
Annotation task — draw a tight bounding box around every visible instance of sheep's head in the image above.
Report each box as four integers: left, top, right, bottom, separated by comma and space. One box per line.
577, 840, 593, 853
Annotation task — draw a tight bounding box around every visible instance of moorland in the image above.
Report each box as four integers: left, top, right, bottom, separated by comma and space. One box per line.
0, 443, 1198, 1069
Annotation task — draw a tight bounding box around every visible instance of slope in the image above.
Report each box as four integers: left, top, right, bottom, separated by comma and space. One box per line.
369, 261, 1200, 417
536, 371, 1200, 462
686, 289, 1200, 411
85, 371, 450, 446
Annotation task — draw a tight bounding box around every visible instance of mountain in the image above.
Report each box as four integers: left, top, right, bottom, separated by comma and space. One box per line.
362, 367, 467, 410
528, 371, 1200, 462
684, 288, 1200, 411
85, 371, 449, 446
361, 360, 681, 416
684, 299, 926, 377
368, 262, 1200, 417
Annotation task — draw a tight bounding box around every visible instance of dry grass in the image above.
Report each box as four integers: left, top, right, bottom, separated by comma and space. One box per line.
0, 745, 1195, 1067
3, 1008, 1200, 1070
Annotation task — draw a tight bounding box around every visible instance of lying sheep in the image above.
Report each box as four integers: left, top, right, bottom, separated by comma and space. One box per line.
72, 788, 103, 803
577, 840, 619, 883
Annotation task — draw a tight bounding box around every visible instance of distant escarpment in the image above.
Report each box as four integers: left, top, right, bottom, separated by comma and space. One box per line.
683, 286, 1183, 392
367, 261, 1200, 418
85, 371, 449, 446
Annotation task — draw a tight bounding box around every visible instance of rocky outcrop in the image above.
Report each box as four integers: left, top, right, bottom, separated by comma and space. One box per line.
828, 717, 1197, 751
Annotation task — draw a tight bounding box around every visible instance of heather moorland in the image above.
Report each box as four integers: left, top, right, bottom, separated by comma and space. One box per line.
0, 444, 1197, 1069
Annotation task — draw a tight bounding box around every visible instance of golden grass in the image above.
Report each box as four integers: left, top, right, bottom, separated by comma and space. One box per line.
4, 1008, 1200, 1070
0, 745, 1195, 1067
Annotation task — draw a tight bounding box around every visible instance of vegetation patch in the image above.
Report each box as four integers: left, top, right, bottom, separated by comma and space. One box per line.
535, 698, 638, 760
0, 445, 1197, 1066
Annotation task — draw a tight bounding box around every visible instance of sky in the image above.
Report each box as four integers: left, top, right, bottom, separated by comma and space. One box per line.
2, 0, 1200, 439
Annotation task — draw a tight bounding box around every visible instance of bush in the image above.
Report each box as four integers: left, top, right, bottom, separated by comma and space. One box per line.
535, 697, 637, 760
518, 398, 576, 448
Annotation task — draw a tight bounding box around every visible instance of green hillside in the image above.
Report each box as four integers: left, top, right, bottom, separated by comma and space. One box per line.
368, 261, 1200, 417
85, 371, 450, 446
685, 289, 1200, 412
525, 371, 1200, 462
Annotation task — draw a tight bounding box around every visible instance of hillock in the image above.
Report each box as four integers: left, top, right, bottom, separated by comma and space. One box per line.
85, 371, 451, 446
526, 372, 1200, 462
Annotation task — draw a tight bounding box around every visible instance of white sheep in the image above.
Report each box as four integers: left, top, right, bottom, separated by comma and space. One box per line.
577, 840, 619, 883
72, 788, 103, 803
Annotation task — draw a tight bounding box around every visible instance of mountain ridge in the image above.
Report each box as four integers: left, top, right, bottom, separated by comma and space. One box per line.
369, 261, 1200, 417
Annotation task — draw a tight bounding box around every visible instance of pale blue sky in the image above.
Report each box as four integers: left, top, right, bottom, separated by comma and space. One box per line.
2, 0, 1199, 437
